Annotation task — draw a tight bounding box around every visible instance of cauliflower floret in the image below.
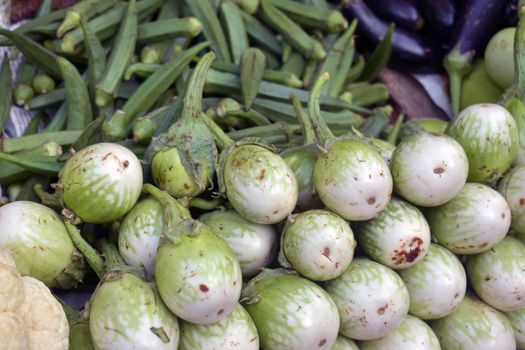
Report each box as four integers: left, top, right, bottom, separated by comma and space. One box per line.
0, 248, 69, 350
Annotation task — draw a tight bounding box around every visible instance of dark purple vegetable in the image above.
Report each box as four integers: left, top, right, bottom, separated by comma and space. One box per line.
444, 0, 507, 115
343, 0, 443, 62
417, 0, 456, 34
502, 0, 518, 26
366, 0, 423, 32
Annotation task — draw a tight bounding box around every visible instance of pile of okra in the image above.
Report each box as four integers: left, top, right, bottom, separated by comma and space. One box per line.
0, 0, 395, 191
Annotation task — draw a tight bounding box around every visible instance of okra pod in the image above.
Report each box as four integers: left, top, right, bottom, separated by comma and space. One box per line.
329, 41, 357, 97
0, 9, 67, 45
57, 0, 120, 37
0, 28, 61, 78
23, 112, 45, 136
241, 48, 266, 109
359, 23, 394, 81
280, 51, 305, 77
345, 55, 365, 84
0, 53, 12, 134
270, 0, 347, 33
259, 0, 326, 60
80, 17, 106, 109
251, 97, 365, 128
32, 73, 56, 94
124, 63, 161, 80
0, 141, 62, 184
56, 57, 93, 130
185, 0, 232, 62
226, 120, 295, 141
1, 130, 82, 153
220, 1, 248, 65
37, 0, 53, 17
359, 108, 391, 138
343, 83, 390, 106
60, 0, 161, 55
240, 10, 282, 55
232, 0, 259, 14
24, 88, 66, 110
224, 109, 272, 126
301, 59, 317, 88
13, 60, 37, 106
0, 152, 63, 176
103, 41, 211, 140
95, 0, 138, 108
44, 102, 68, 132
137, 17, 203, 43
60, 116, 104, 161
282, 41, 293, 63
204, 69, 371, 113
132, 106, 170, 143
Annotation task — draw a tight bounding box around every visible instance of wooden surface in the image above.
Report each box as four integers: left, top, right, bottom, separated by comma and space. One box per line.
10, 0, 80, 23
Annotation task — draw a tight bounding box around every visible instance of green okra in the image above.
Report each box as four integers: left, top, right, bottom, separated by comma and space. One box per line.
1, 130, 82, 153
220, 1, 248, 65
346, 54, 365, 83
240, 10, 281, 55
37, 0, 54, 17
0, 152, 63, 176
80, 17, 106, 109
132, 106, 170, 143
329, 40, 357, 97
301, 59, 317, 88
184, 0, 231, 62
60, 0, 161, 55
317, 20, 357, 95
342, 83, 390, 106
124, 63, 161, 80
204, 69, 371, 113
95, 0, 138, 108
32, 73, 56, 94
23, 112, 45, 136
280, 51, 305, 77
44, 102, 68, 132
60, 116, 104, 161
232, 0, 259, 14
224, 109, 272, 126
103, 41, 211, 140
270, 0, 347, 33
359, 23, 394, 82
359, 107, 391, 138
226, 120, 294, 141
137, 17, 203, 44
13, 60, 37, 106
386, 113, 404, 145
0, 28, 61, 79
241, 47, 266, 109
56, 57, 93, 130
251, 96, 364, 128
0, 53, 12, 134
259, 0, 326, 60
0, 141, 62, 185
207, 59, 302, 88
0, 9, 68, 45
282, 41, 293, 63
57, 0, 121, 37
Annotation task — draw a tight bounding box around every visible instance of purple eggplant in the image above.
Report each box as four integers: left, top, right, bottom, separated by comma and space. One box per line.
444, 0, 507, 115
417, 0, 456, 34
503, 0, 518, 26
343, 0, 444, 62
366, 0, 424, 32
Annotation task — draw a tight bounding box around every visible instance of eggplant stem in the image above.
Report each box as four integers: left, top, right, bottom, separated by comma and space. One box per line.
200, 112, 235, 150
387, 113, 404, 145
64, 219, 105, 279
98, 239, 126, 271
308, 72, 334, 145
290, 94, 317, 145
189, 197, 222, 210
444, 48, 474, 116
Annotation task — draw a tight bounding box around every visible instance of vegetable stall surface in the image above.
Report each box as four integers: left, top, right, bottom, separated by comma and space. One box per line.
1, 0, 525, 349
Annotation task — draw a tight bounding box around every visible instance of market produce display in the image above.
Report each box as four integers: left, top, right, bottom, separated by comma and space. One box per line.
0, 0, 524, 349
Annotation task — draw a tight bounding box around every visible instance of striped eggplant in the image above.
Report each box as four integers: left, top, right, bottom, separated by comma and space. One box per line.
446, 103, 518, 183
369, 138, 396, 166
155, 219, 242, 325
505, 307, 525, 349
118, 198, 164, 277
241, 269, 340, 350
324, 258, 410, 340
466, 236, 525, 312
356, 197, 431, 269
58, 142, 143, 223
199, 209, 278, 277
313, 139, 393, 221
219, 142, 298, 224
179, 303, 259, 350
430, 295, 516, 350
331, 335, 360, 350
279, 209, 356, 281
358, 315, 440, 350
89, 269, 180, 350
398, 243, 467, 320
484, 27, 515, 89
0, 201, 85, 289
390, 132, 469, 207
498, 165, 525, 234
425, 183, 511, 254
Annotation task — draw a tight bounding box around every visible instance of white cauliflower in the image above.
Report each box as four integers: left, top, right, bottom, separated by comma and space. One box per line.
0, 247, 69, 350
